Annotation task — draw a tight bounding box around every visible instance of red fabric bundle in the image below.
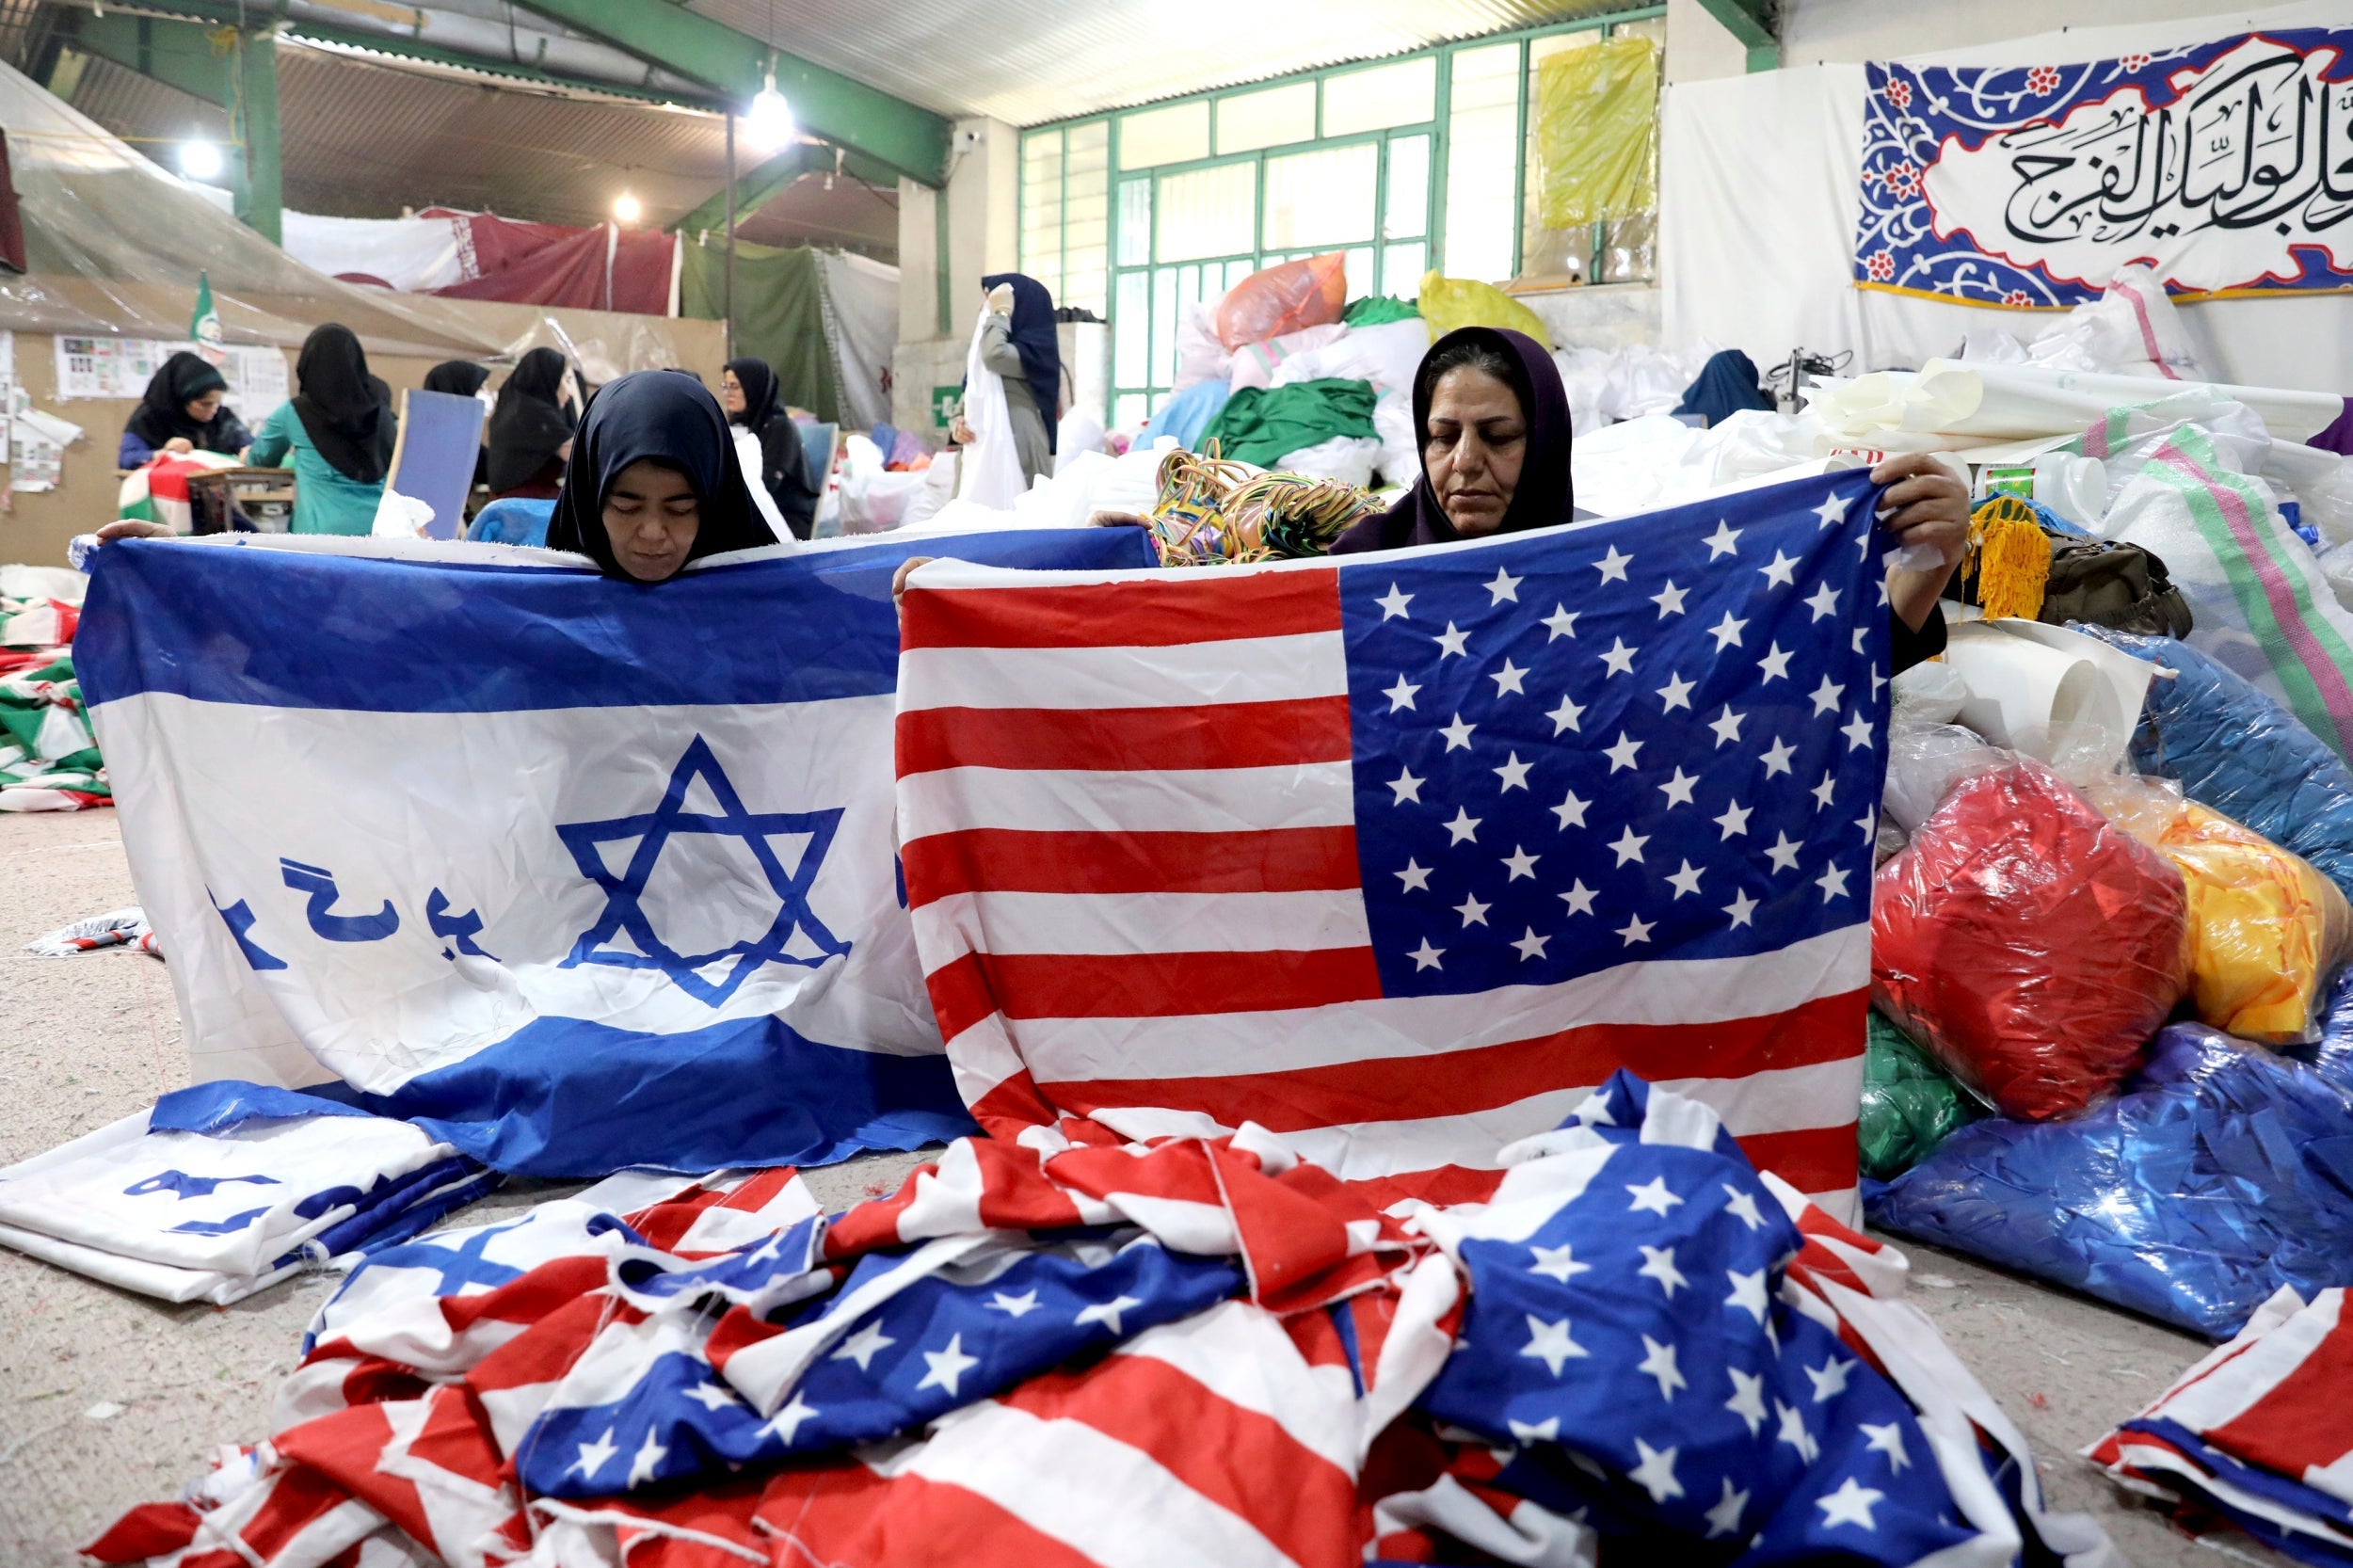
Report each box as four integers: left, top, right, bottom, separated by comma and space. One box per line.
1214, 254, 1347, 350
1872, 759, 2190, 1120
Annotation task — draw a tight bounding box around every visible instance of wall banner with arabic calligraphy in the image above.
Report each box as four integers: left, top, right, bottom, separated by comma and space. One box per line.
1855, 29, 2353, 308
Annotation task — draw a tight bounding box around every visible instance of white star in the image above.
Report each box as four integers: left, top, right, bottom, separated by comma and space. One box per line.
1857, 809, 1877, 844
681, 1382, 739, 1413
1657, 673, 1695, 712
1708, 706, 1745, 746
1529, 1242, 1592, 1282
1552, 791, 1590, 829
1758, 643, 1793, 682
1761, 738, 1796, 777
1485, 567, 1522, 604
626, 1425, 669, 1488
1852, 625, 1870, 654
1609, 825, 1649, 865
1760, 550, 1800, 587
1843, 712, 1876, 750
1491, 660, 1528, 696
1726, 1268, 1769, 1322
1659, 768, 1698, 808
1723, 889, 1758, 927
1495, 753, 1531, 792
1502, 845, 1539, 881
1628, 1438, 1684, 1504
1440, 712, 1477, 750
1666, 859, 1705, 898
1814, 493, 1849, 529
1446, 808, 1481, 844
987, 1289, 1040, 1318
1703, 520, 1742, 558
1812, 772, 1838, 809
1715, 800, 1753, 839
916, 1333, 982, 1398
1075, 1294, 1144, 1336
760, 1393, 819, 1445
1651, 580, 1689, 617
1806, 1355, 1854, 1403
1723, 1185, 1767, 1230
1638, 1244, 1689, 1298
1600, 638, 1639, 676
1765, 833, 1802, 872
831, 1321, 896, 1373
1389, 769, 1423, 805
1809, 676, 1846, 715
1376, 584, 1413, 619
1871, 664, 1888, 698
1455, 893, 1491, 927
1626, 1176, 1683, 1216
1544, 604, 1579, 640
1435, 621, 1469, 658
1384, 675, 1419, 712
571, 1428, 619, 1480
1561, 880, 1597, 917
1408, 938, 1444, 970
1706, 611, 1748, 651
1618, 913, 1655, 945
1520, 1314, 1588, 1376
1604, 731, 1643, 771
1817, 1477, 1886, 1531
1705, 1477, 1751, 1540
1593, 544, 1633, 584
1776, 1400, 1821, 1464
1397, 858, 1432, 892
1547, 694, 1585, 734
1508, 1416, 1561, 1444
1638, 1335, 1689, 1400
1817, 864, 1851, 902
1724, 1368, 1769, 1437
1512, 927, 1550, 961
1862, 1421, 1913, 1472
1804, 582, 1842, 621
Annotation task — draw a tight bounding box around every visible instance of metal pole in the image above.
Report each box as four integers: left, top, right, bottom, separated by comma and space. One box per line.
723, 108, 737, 361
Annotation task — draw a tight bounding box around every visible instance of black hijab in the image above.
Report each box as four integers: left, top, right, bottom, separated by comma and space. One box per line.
125, 352, 243, 454
423, 360, 490, 398
980, 271, 1062, 454
544, 370, 776, 581
486, 347, 578, 491
725, 355, 818, 541
290, 324, 396, 484
1330, 327, 1573, 555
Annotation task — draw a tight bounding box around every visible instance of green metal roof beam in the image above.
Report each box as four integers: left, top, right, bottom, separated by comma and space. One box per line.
280, 16, 728, 111
1693, 0, 1779, 71
506, 0, 949, 185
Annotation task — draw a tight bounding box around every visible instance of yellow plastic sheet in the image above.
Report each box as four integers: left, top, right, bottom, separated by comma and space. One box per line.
1416, 272, 1552, 348
1535, 36, 1660, 230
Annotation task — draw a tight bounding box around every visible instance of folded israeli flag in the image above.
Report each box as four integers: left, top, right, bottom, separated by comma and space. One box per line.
78, 529, 1155, 1176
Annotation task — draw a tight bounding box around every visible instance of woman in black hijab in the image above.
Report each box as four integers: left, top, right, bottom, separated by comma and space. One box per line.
545, 371, 776, 583
119, 351, 249, 467
721, 356, 819, 540
422, 360, 490, 399
243, 324, 397, 534
974, 272, 1061, 487
486, 347, 577, 502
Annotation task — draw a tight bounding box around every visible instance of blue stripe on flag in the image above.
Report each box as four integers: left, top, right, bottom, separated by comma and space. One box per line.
77, 529, 1157, 714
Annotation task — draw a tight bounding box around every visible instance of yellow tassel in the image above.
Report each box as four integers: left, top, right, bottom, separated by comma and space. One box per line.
1967, 494, 2051, 622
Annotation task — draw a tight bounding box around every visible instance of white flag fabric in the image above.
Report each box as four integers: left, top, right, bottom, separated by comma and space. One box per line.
77, 528, 1154, 1176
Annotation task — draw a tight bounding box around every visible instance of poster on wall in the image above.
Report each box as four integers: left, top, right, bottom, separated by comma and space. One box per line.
1856, 27, 2353, 307
53, 336, 289, 423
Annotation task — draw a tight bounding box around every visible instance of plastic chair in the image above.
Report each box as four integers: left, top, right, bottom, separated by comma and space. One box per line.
467, 497, 557, 548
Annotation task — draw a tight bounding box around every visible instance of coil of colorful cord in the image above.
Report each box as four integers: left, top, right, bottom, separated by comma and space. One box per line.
1144, 440, 1381, 568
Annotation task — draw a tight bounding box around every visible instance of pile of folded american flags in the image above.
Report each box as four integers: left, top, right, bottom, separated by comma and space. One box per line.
85, 1072, 2118, 1568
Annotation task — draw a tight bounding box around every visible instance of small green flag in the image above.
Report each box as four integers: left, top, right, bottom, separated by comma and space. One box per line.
191, 270, 225, 366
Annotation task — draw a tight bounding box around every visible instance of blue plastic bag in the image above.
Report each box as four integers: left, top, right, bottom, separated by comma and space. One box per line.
2080, 625, 2353, 904
1866, 1007, 2353, 1338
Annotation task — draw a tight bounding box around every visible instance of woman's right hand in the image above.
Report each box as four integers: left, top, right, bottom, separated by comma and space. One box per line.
95, 520, 172, 542
949, 414, 975, 446
163, 437, 194, 455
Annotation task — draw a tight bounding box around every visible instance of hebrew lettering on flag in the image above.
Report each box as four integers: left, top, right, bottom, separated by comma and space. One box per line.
896, 471, 1892, 1215
1858, 27, 2353, 305
76, 528, 1155, 1177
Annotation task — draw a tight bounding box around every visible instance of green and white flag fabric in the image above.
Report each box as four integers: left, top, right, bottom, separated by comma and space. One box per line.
192, 270, 225, 367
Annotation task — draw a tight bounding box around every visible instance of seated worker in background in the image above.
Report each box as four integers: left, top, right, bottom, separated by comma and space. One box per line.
721, 356, 820, 540
485, 347, 578, 503
423, 360, 494, 498
544, 370, 778, 584
118, 352, 249, 468
246, 324, 397, 536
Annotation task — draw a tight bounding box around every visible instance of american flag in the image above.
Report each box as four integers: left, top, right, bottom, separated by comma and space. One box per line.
896, 470, 1891, 1211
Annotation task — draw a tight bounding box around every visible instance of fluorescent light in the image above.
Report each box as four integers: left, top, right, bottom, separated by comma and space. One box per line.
613, 192, 643, 225
746, 75, 794, 153
179, 139, 223, 180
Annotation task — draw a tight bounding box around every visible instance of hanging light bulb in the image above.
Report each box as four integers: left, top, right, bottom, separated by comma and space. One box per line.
613, 192, 642, 225
179, 138, 223, 180
746, 66, 794, 152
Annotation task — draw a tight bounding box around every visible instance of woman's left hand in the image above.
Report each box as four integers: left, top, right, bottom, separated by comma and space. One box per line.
891, 555, 936, 612
1867, 452, 1971, 567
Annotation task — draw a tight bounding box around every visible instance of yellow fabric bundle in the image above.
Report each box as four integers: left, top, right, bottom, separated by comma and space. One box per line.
1534, 36, 1660, 228
1417, 272, 1552, 348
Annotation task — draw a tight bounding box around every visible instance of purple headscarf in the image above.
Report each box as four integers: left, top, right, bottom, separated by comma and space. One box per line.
1330, 326, 1573, 554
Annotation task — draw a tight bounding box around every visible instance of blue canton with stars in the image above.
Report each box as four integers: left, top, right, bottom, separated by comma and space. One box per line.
1343, 471, 1890, 997
557, 735, 852, 1007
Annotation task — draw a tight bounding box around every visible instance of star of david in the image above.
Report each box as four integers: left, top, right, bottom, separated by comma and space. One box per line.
556, 736, 850, 1007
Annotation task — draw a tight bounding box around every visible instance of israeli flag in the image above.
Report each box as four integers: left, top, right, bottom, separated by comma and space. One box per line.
78, 528, 1156, 1176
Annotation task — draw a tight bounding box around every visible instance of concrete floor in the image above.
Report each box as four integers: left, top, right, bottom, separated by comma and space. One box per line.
0, 809, 2294, 1567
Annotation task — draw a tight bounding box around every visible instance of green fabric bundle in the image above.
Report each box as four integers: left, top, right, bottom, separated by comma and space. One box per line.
1860, 1008, 1982, 1180
1344, 296, 1423, 327
1199, 379, 1379, 468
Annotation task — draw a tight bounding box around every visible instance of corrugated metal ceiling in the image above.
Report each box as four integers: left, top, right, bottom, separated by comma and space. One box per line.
687, 0, 1628, 123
